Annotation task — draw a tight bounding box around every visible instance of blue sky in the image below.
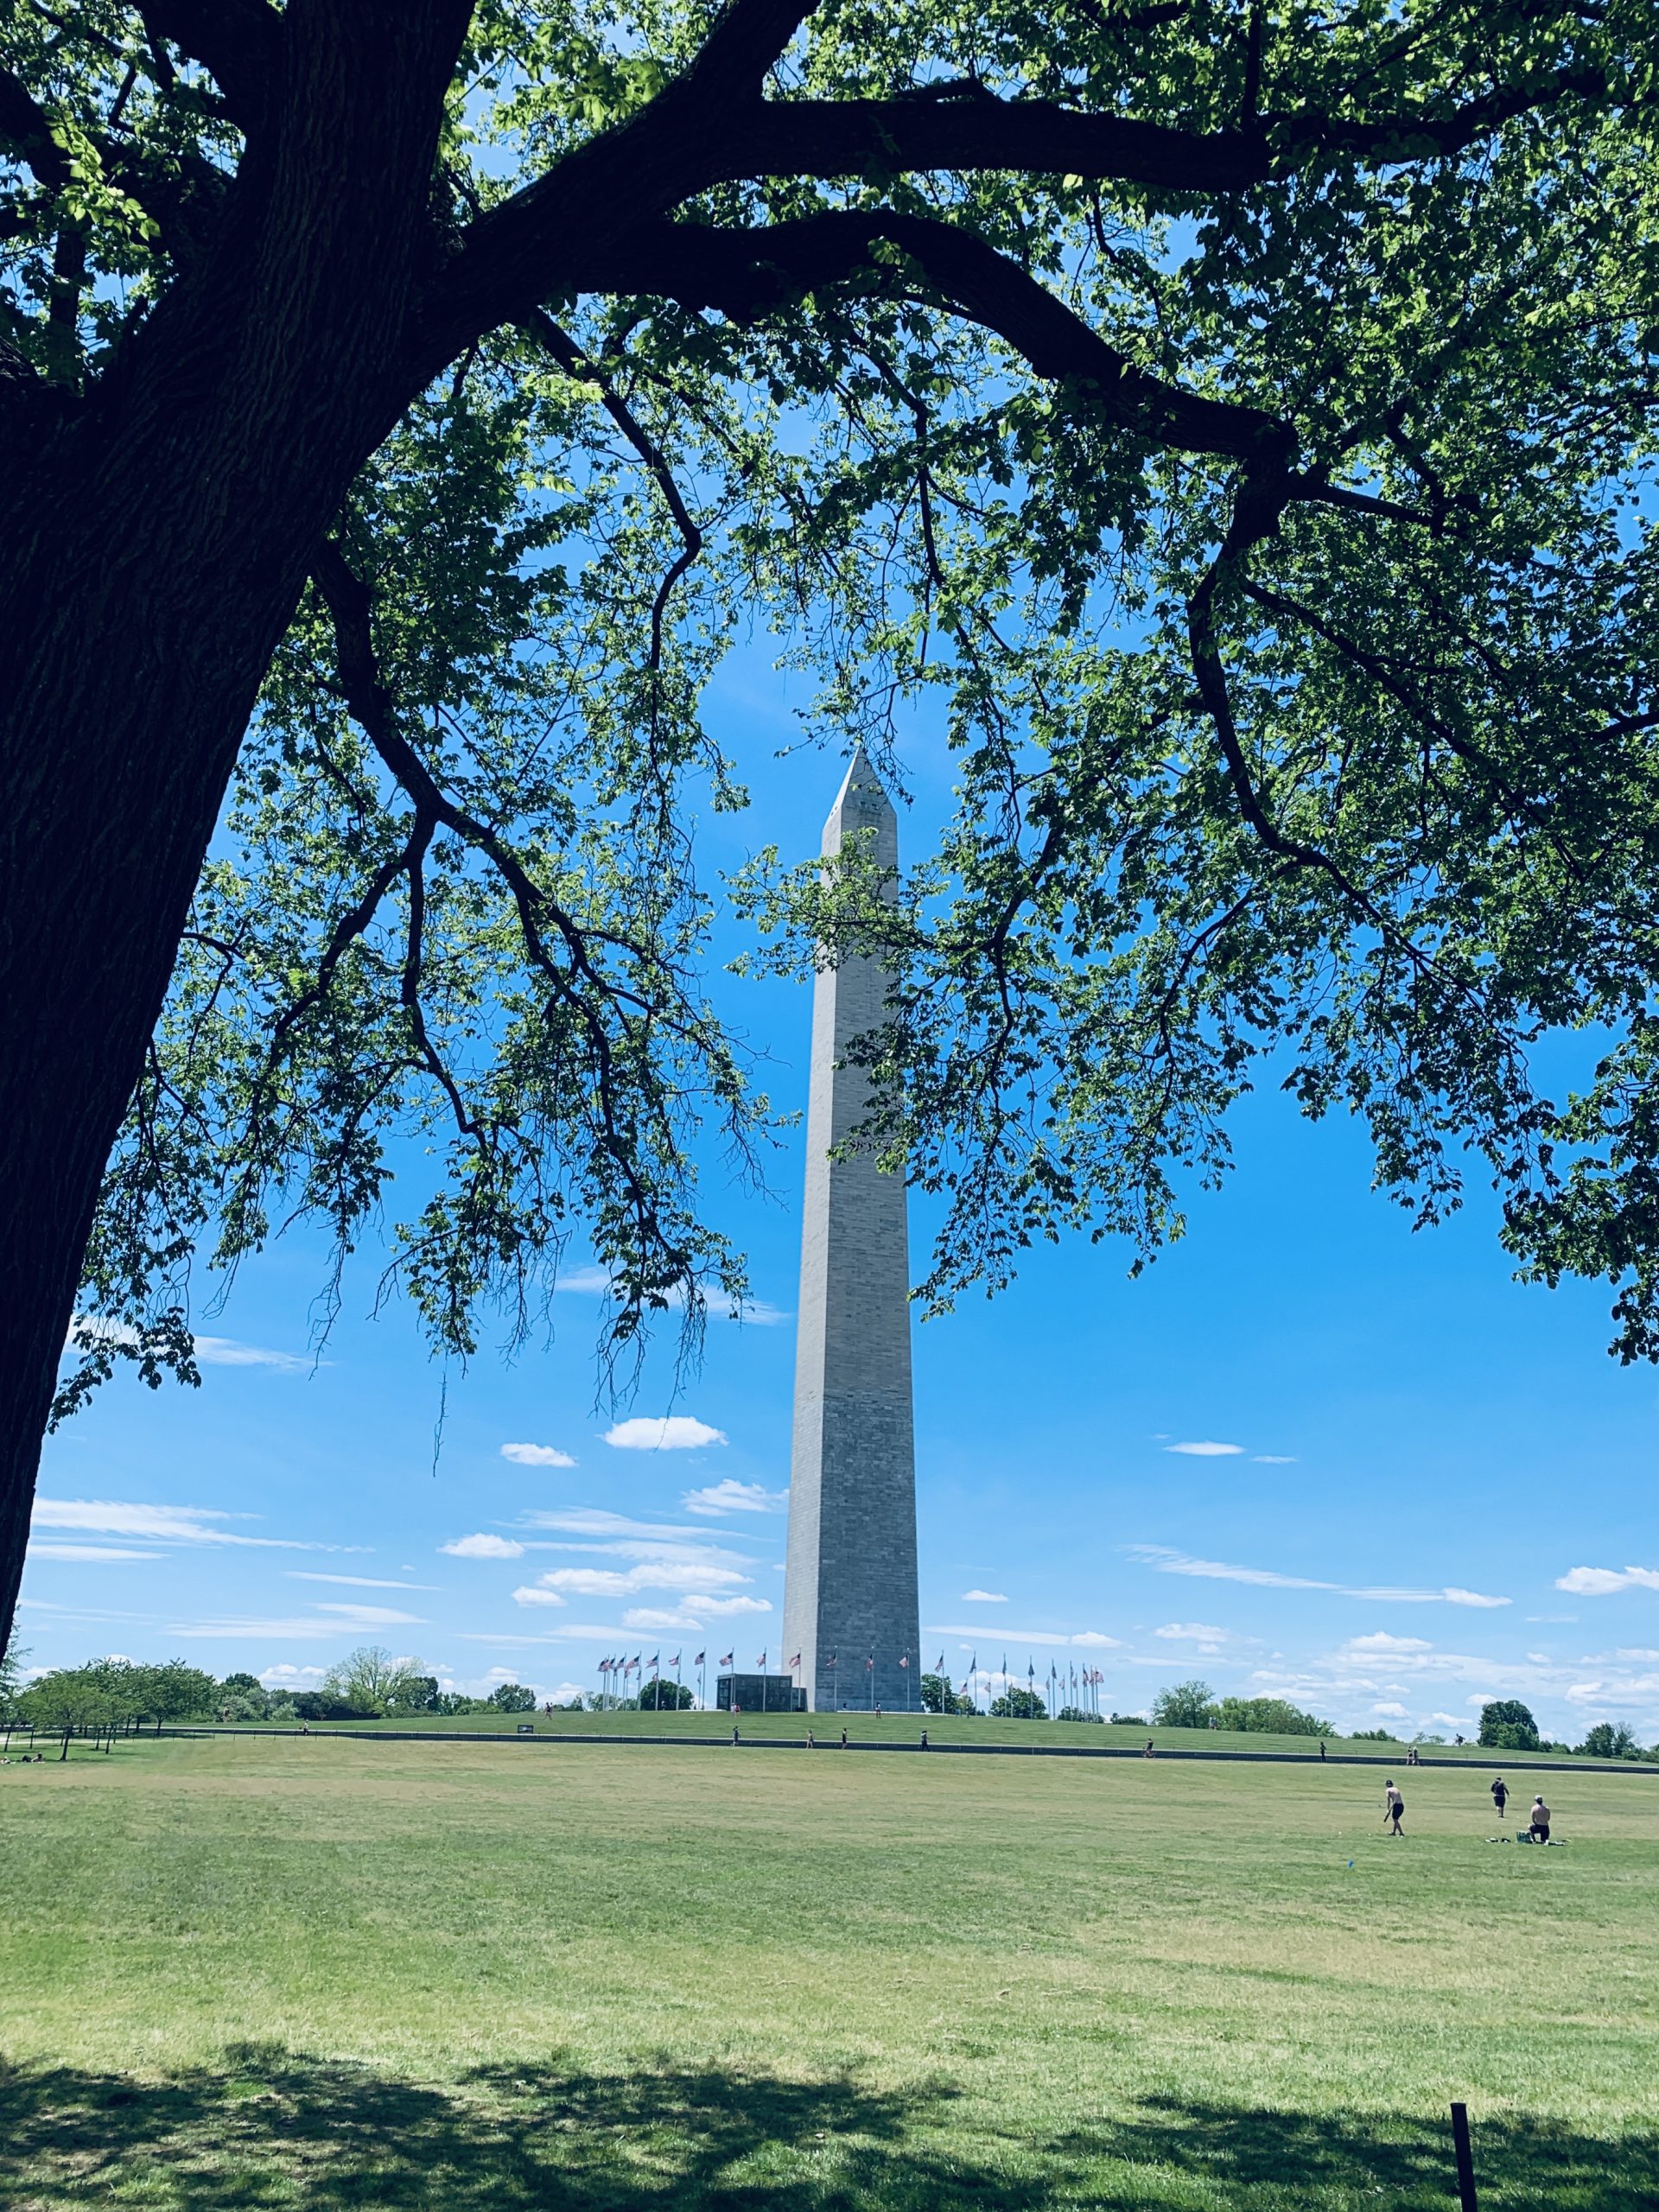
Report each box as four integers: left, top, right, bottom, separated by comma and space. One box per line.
22, 649, 1659, 1739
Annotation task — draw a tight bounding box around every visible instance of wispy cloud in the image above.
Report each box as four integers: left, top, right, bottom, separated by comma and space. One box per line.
27, 1543, 160, 1563
925, 1624, 1124, 1649
1252, 1455, 1298, 1465
441, 1533, 525, 1559
287, 1572, 440, 1591
32, 1498, 345, 1552
1154, 1623, 1240, 1648
511, 1586, 568, 1608
500, 1442, 576, 1468
555, 1268, 788, 1326
681, 1479, 785, 1517
1556, 1565, 1659, 1596
1127, 1544, 1510, 1607
1346, 1632, 1433, 1654
1166, 1441, 1243, 1457
67, 1316, 309, 1371
960, 1589, 1007, 1603
603, 1416, 727, 1452
173, 1601, 424, 1639
622, 1596, 772, 1629
518, 1553, 751, 1599
519, 1509, 715, 1541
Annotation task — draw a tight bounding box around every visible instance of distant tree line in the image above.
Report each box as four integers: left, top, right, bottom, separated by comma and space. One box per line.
0, 1642, 550, 1744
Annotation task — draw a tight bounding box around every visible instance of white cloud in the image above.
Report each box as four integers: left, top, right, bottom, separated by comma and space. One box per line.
511, 1586, 569, 1607
259, 1663, 327, 1685
1556, 1565, 1659, 1596
960, 1589, 1007, 1603
925, 1624, 1123, 1648
520, 1509, 711, 1541
677, 1593, 772, 1617
602, 1416, 728, 1452
1346, 1633, 1433, 1654
619, 1599, 772, 1628
441, 1533, 525, 1559
191, 1336, 308, 1370
556, 1267, 788, 1326
500, 1443, 577, 1468
31, 1498, 340, 1552
524, 1554, 750, 1599
1154, 1622, 1233, 1642
288, 1572, 440, 1590
67, 1317, 307, 1371
174, 1601, 423, 1638
28, 1543, 159, 1562
682, 1479, 785, 1517
1166, 1441, 1243, 1457
1372, 1702, 1408, 1718
1252, 1455, 1298, 1465
1127, 1544, 1508, 1607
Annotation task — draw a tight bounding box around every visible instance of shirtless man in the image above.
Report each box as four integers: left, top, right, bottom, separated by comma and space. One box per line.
1383, 1779, 1405, 1834
1530, 1793, 1551, 1843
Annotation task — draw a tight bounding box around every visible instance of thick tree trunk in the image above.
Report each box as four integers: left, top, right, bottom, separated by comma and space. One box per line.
0, 1, 472, 1653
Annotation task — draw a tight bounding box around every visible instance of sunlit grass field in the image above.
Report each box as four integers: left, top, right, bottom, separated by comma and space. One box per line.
1, 1732, 1654, 2209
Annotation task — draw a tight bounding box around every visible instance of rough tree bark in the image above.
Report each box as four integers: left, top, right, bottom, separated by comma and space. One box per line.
0, 0, 474, 1641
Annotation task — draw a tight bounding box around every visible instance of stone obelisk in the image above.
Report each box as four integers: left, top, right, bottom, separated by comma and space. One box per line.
783, 747, 920, 1713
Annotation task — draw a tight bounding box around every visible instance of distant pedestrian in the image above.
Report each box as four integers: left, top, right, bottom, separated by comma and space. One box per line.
731, 1726, 740, 1746
807, 1729, 816, 1749
1530, 1794, 1551, 1843
1383, 1780, 1405, 1834
1145, 1738, 1155, 1758
920, 1729, 928, 1750
1491, 1776, 1509, 1819
1319, 1740, 1326, 1762
841, 1726, 849, 1749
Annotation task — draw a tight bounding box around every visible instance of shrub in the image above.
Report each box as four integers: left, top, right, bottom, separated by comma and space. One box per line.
1215, 1696, 1332, 1737
1056, 1706, 1103, 1724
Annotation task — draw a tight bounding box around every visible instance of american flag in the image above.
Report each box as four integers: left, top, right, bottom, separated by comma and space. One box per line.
756, 1649, 767, 1669
693, 1650, 705, 1666
899, 1654, 909, 1669
787, 1652, 801, 1669
866, 1655, 874, 1670
670, 1652, 681, 1669
719, 1651, 734, 1668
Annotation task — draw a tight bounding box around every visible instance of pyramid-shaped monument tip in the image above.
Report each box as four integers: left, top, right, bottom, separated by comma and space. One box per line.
829, 743, 895, 827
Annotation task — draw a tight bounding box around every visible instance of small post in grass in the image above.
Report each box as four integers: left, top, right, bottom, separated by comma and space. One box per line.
1450, 2101, 1478, 2211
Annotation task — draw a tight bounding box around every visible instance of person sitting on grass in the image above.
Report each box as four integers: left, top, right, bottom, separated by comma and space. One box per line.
1530, 1794, 1551, 1844
1383, 1780, 1405, 1835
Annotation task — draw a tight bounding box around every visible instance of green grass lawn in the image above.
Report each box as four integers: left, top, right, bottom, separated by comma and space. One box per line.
1, 1733, 1655, 2209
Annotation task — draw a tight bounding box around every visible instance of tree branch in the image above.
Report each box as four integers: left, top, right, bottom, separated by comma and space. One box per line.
574, 210, 1295, 469
138, 0, 283, 130
521, 308, 703, 671
0, 66, 72, 191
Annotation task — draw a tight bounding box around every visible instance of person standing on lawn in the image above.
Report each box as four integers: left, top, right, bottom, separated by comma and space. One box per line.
1491, 1776, 1509, 1821
1383, 1780, 1405, 1834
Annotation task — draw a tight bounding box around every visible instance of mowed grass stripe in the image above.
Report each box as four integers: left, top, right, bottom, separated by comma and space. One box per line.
0, 1734, 1654, 2209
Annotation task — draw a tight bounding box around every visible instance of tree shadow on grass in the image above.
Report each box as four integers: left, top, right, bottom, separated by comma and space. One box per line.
0, 2052, 1653, 2210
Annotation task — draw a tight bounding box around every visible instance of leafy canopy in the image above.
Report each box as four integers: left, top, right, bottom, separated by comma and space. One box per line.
5, 0, 1659, 1397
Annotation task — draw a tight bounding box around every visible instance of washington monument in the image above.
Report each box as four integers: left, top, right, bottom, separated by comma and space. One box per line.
783, 747, 921, 1712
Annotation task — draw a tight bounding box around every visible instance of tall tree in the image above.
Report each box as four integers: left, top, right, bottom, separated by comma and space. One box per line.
3, 1, 1656, 1662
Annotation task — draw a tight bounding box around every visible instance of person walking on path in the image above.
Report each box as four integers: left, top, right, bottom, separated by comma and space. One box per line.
1319, 1740, 1326, 1761
1145, 1738, 1155, 1758
1383, 1780, 1405, 1834
1491, 1776, 1509, 1821
841, 1726, 849, 1749
1530, 1793, 1551, 1843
